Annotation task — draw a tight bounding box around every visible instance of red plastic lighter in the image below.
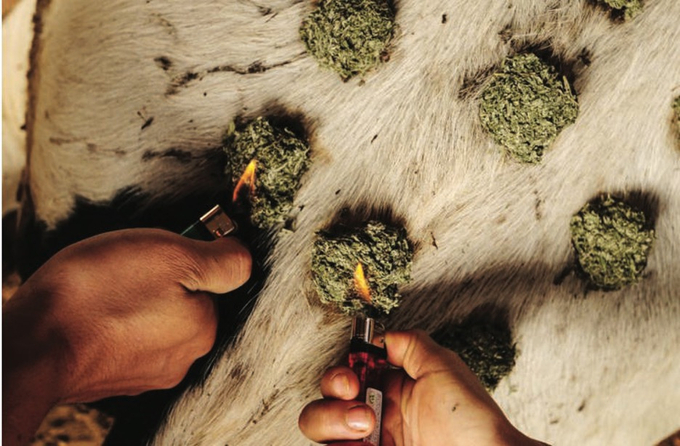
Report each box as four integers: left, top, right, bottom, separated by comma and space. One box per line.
348, 315, 387, 445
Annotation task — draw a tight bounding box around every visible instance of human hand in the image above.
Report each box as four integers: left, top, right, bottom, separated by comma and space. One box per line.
299, 330, 544, 446
3, 228, 251, 445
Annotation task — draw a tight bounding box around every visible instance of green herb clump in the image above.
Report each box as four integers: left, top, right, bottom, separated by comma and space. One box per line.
225, 117, 310, 228
312, 221, 412, 315
433, 318, 516, 391
300, 0, 395, 80
479, 53, 579, 163
570, 195, 655, 290
601, 0, 643, 20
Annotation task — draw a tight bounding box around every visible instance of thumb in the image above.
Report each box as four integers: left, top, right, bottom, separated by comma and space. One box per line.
179, 236, 252, 294
384, 330, 459, 381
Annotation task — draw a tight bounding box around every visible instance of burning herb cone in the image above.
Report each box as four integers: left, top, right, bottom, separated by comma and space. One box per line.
479, 53, 579, 163
570, 195, 655, 290
300, 0, 395, 80
225, 117, 310, 229
312, 221, 412, 315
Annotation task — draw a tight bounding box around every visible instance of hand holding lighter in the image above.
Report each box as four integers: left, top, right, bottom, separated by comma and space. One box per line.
349, 315, 387, 445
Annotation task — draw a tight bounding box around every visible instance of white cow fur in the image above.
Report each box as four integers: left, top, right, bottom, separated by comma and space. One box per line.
2, 0, 34, 215
14, 0, 680, 444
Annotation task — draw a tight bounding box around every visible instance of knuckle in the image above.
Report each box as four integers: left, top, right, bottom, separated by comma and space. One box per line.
162, 246, 206, 291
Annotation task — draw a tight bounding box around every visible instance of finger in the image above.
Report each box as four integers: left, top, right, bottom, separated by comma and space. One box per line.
181, 236, 252, 294
384, 330, 458, 381
298, 399, 376, 443
320, 366, 360, 400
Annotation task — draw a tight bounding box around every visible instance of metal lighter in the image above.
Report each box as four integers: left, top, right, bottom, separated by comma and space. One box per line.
181, 204, 237, 240
349, 315, 388, 445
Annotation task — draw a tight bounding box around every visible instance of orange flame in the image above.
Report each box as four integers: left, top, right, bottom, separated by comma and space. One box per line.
232, 159, 257, 203
353, 262, 372, 303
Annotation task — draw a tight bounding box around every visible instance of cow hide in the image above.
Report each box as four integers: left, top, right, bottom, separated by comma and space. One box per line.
13, 0, 680, 444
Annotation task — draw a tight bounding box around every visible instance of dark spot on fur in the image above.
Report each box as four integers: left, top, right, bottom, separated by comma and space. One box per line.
335, 189, 342, 195
142, 148, 193, 164
166, 71, 199, 95
167, 53, 305, 95
431, 232, 438, 249
577, 49, 592, 67
441, 13, 447, 23
371, 134, 378, 143
577, 400, 586, 412
553, 265, 573, 286
49, 136, 90, 146
499, 24, 513, 43
152, 13, 176, 35
549, 418, 560, 424
154, 56, 172, 71
248, 61, 266, 73
229, 363, 245, 380
533, 190, 543, 220
20, 123, 27, 131
141, 117, 154, 130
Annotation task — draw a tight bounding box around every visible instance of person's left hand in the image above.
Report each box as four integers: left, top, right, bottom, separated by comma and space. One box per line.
3, 228, 251, 445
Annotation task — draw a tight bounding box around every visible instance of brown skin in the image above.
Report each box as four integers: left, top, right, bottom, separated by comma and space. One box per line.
299, 330, 546, 446
2, 229, 252, 446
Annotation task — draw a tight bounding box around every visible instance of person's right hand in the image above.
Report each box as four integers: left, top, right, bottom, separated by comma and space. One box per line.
299, 330, 545, 446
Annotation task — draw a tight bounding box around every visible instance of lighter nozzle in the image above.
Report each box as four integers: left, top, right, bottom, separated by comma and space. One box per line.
351, 315, 375, 343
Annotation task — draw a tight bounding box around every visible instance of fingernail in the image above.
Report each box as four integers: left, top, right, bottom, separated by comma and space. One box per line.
346, 405, 371, 431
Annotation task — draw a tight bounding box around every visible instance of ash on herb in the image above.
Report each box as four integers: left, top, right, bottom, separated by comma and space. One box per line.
300, 0, 395, 80
570, 195, 655, 290
225, 117, 310, 228
312, 221, 412, 315
479, 53, 579, 164
601, 0, 643, 20
433, 318, 516, 391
